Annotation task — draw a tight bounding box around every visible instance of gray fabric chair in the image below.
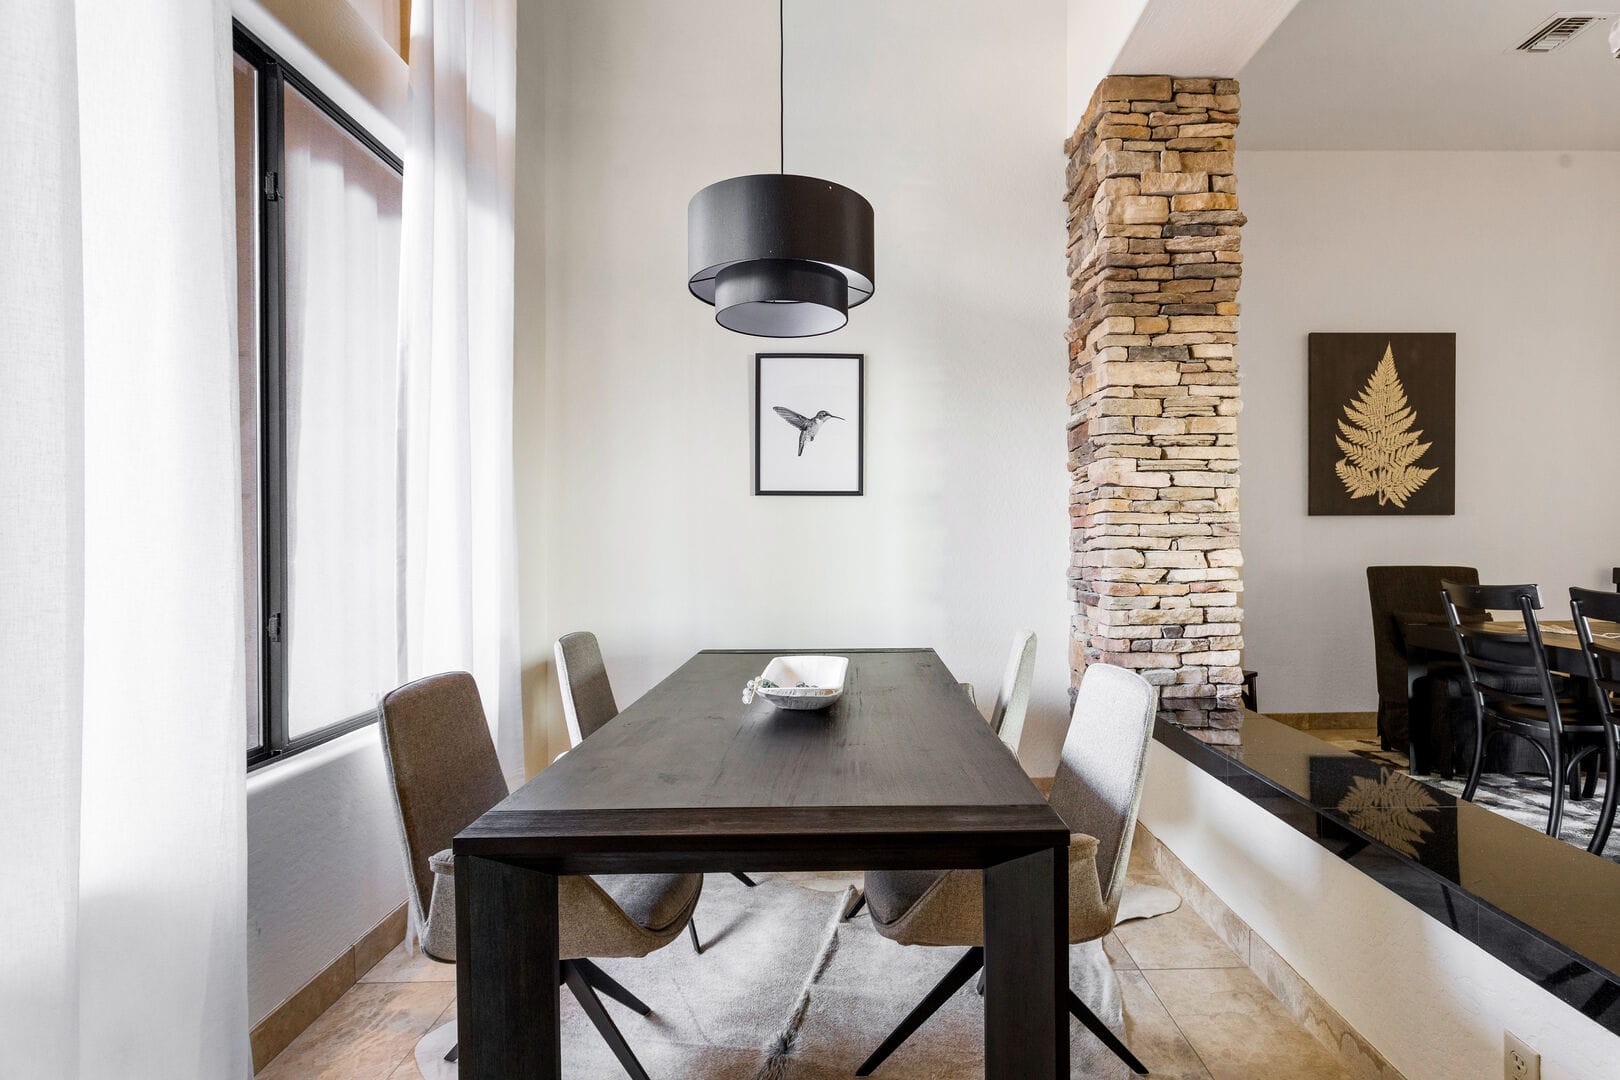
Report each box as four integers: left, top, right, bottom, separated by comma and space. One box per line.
379, 671, 702, 1078
554, 632, 757, 948
988, 629, 1037, 754
856, 633, 1039, 926
555, 631, 620, 746
854, 663, 1158, 1076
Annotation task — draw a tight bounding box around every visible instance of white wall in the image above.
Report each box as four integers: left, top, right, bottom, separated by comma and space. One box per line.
1066, 0, 1148, 133
1239, 150, 1620, 713
246, 728, 405, 1023
1140, 745, 1620, 1079
516, 0, 1074, 772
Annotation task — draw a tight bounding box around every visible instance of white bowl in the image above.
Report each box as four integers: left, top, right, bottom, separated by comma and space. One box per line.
754, 655, 848, 711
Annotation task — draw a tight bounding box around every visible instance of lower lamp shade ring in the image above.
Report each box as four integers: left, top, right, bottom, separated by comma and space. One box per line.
713, 260, 848, 338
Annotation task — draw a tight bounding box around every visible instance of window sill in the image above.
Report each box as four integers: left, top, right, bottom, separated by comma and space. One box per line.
248, 709, 378, 773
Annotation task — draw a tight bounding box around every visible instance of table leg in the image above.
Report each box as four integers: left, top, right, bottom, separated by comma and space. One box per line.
456, 855, 560, 1079
983, 845, 1067, 1080
1405, 654, 1429, 775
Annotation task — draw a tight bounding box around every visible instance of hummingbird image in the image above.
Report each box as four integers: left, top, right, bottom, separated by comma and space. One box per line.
772, 406, 845, 457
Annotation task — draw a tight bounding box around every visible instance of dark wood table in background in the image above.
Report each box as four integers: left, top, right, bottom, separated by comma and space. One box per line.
1400, 618, 1620, 774
453, 648, 1071, 1079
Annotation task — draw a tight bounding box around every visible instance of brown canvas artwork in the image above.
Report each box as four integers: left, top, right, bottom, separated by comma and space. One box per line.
1308, 333, 1455, 516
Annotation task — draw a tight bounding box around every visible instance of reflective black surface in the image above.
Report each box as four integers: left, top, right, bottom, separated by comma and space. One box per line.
1157, 704, 1620, 1034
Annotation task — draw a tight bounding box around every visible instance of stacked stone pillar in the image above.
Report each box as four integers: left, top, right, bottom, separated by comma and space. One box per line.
1064, 76, 1245, 702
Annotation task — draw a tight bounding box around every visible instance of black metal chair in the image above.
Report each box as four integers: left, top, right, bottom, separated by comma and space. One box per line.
1442, 582, 1608, 840
1569, 587, 1620, 855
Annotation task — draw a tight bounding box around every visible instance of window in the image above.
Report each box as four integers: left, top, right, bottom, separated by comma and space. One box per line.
236, 25, 404, 768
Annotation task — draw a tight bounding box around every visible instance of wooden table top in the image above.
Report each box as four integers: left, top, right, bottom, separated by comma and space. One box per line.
1403, 618, 1620, 642
456, 649, 1067, 869
1401, 618, 1620, 665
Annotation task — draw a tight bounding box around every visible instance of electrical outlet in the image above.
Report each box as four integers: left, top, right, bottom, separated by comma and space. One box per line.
1505, 1031, 1540, 1080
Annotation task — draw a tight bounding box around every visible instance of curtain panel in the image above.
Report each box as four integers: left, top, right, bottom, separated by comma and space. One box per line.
398, 0, 522, 776
0, 0, 250, 1076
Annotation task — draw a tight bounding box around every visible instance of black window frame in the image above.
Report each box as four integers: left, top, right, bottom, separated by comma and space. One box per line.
236, 23, 405, 771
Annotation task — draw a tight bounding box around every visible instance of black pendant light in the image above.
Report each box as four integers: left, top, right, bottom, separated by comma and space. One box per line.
687, 0, 874, 337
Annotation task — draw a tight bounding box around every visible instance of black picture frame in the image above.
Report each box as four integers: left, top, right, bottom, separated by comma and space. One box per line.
754, 353, 864, 496
1307, 332, 1456, 516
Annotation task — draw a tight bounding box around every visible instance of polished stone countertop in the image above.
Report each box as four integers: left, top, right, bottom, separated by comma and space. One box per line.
1155, 702, 1620, 1036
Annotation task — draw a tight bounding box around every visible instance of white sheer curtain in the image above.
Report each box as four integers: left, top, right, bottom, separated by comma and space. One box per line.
398, 0, 522, 774
0, 0, 249, 1076
283, 85, 404, 737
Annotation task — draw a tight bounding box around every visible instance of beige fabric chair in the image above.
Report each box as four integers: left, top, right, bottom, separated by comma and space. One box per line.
379, 671, 702, 1078
855, 663, 1158, 1076
555, 633, 758, 926
987, 629, 1037, 754
555, 631, 620, 746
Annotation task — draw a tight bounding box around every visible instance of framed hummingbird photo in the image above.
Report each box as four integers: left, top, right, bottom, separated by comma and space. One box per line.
754, 353, 864, 496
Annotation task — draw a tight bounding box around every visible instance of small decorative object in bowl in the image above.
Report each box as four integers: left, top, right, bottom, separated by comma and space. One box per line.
742, 655, 849, 711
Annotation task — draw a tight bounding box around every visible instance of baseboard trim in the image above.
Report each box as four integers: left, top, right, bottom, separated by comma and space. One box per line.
249, 903, 409, 1073
1132, 822, 1405, 1080
1267, 711, 1377, 731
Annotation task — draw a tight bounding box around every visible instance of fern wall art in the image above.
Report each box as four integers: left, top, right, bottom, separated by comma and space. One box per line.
1308, 333, 1455, 515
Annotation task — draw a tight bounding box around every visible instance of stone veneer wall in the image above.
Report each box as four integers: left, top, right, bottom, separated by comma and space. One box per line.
1064, 75, 1245, 703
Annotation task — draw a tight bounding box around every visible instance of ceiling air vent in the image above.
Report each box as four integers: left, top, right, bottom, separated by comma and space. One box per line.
1514, 12, 1609, 52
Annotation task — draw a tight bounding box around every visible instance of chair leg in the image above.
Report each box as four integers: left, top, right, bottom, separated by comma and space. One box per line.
855, 947, 984, 1076
1566, 749, 1587, 803
562, 960, 653, 1080
731, 872, 758, 887
1582, 749, 1601, 800
573, 958, 651, 1016
1548, 741, 1566, 839
688, 918, 702, 955
444, 1043, 459, 1063
1590, 732, 1619, 856
1461, 720, 1490, 801
844, 892, 867, 921
1067, 988, 1149, 1075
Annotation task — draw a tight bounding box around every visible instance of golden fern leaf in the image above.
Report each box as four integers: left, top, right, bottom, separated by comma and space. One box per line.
1380, 464, 1438, 508
1333, 344, 1437, 507
1334, 456, 1381, 499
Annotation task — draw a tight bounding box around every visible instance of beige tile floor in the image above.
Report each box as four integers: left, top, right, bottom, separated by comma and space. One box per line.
257, 851, 1350, 1079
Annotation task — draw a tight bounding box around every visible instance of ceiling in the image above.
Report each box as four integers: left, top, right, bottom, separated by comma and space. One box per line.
1238, 0, 1620, 149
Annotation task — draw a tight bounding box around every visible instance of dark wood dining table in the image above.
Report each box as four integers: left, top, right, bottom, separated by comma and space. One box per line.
1400, 618, 1620, 774
452, 648, 1072, 1079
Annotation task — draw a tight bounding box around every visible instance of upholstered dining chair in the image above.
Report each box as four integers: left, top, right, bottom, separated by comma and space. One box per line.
987, 629, 1037, 754
554, 631, 758, 952
1365, 565, 1479, 770
1569, 587, 1620, 855
1443, 582, 1608, 841
555, 631, 620, 746
379, 671, 703, 1079
850, 632, 1041, 925
853, 663, 1158, 1077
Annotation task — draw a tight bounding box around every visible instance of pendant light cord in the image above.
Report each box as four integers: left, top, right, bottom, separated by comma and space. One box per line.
778, 0, 785, 173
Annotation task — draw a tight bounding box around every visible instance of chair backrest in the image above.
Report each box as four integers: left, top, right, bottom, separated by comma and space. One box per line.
1048, 663, 1158, 905
1441, 581, 1565, 735
378, 672, 509, 925
1365, 565, 1480, 710
988, 630, 1037, 753
1570, 587, 1620, 727
555, 631, 619, 746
